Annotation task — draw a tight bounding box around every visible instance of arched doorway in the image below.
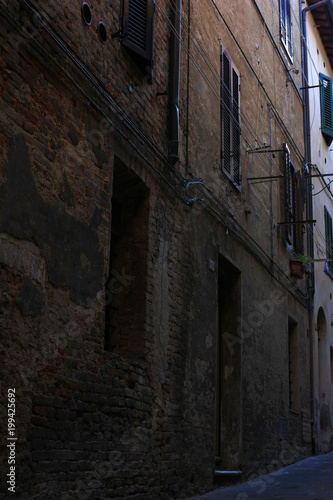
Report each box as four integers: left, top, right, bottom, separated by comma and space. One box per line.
316, 307, 331, 452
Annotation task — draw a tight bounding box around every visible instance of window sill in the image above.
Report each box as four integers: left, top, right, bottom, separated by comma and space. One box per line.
281, 39, 293, 64
222, 169, 242, 194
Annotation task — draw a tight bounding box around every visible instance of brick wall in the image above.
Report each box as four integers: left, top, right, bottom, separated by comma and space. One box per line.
0, 1, 313, 499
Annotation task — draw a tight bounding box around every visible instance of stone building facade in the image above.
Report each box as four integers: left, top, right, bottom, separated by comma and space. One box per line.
305, 0, 333, 455
0, 1, 318, 499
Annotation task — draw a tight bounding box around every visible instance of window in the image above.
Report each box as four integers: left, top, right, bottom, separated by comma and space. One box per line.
279, 0, 292, 60
121, 0, 155, 74
283, 145, 303, 252
288, 318, 300, 412
319, 73, 333, 146
324, 206, 333, 279
104, 158, 149, 362
220, 44, 241, 188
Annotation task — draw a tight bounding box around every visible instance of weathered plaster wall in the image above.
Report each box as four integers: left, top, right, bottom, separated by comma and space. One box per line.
307, 9, 333, 455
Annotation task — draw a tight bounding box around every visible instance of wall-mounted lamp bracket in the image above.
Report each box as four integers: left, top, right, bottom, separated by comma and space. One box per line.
299, 84, 323, 90
111, 29, 126, 39
247, 174, 284, 185
276, 220, 316, 237
246, 149, 284, 155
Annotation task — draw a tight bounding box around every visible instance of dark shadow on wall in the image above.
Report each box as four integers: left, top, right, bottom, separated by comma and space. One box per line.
0, 133, 104, 304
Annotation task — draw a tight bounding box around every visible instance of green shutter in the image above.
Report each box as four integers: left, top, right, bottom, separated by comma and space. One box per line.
324, 206, 333, 277
319, 73, 333, 146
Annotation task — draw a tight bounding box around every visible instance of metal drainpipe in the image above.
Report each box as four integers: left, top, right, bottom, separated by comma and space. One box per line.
300, 0, 329, 454
269, 105, 274, 265
168, 0, 181, 165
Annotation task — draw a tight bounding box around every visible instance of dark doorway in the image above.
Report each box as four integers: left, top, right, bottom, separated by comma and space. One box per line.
216, 255, 241, 470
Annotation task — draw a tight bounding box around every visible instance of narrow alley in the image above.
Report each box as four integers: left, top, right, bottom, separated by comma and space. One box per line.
180, 452, 333, 500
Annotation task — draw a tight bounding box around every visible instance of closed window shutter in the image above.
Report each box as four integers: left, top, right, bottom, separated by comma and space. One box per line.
293, 170, 303, 254
280, 0, 286, 47
324, 206, 333, 277
222, 52, 231, 175
286, 0, 292, 58
284, 145, 292, 242
280, 0, 292, 59
319, 73, 333, 145
220, 45, 241, 187
122, 0, 154, 65
232, 68, 240, 185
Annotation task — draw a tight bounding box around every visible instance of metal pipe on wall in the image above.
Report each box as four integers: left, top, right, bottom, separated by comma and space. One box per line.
168, 0, 182, 165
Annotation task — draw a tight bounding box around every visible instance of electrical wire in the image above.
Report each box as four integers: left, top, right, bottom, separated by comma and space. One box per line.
158, 0, 300, 179
207, 0, 305, 166
19, 0, 188, 187
192, 197, 309, 305
2, 2, 310, 302
2, 4, 188, 202
267, 0, 324, 136
166, 0, 301, 178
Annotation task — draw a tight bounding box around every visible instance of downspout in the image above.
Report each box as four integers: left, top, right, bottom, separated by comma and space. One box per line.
300, 0, 329, 454
168, 0, 181, 165
185, 0, 190, 179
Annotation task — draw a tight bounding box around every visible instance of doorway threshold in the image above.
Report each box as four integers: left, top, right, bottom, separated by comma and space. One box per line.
213, 470, 242, 487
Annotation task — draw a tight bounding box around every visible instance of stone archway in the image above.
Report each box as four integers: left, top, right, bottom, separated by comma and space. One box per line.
316, 307, 331, 452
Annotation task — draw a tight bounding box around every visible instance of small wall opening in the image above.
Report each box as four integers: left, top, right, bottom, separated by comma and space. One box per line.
81, 2, 92, 25
104, 159, 149, 363
97, 22, 107, 44
288, 317, 300, 412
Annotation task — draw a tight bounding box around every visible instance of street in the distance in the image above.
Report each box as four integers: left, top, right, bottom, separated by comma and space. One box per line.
180, 452, 333, 500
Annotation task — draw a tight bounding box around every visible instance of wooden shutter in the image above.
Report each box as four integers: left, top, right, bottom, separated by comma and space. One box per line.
221, 45, 241, 187
319, 73, 333, 145
280, 0, 292, 59
284, 144, 293, 242
232, 67, 240, 185
324, 206, 333, 276
293, 170, 303, 254
286, 0, 292, 58
221, 50, 231, 175
122, 0, 154, 64
280, 0, 286, 47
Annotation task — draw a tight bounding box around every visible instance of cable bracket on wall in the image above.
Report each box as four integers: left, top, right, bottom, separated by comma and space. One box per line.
299, 84, 323, 90
247, 174, 284, 185
246, 149, 284, 155
276, 220, 316, 238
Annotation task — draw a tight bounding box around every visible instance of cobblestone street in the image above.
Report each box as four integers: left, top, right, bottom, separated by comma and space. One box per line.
180, 452, 333, 500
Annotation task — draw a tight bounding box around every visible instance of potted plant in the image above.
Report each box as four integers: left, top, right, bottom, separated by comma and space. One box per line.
289, 253, 312, 279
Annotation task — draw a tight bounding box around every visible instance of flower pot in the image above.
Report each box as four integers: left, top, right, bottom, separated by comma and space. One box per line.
290, 259, 304, 279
